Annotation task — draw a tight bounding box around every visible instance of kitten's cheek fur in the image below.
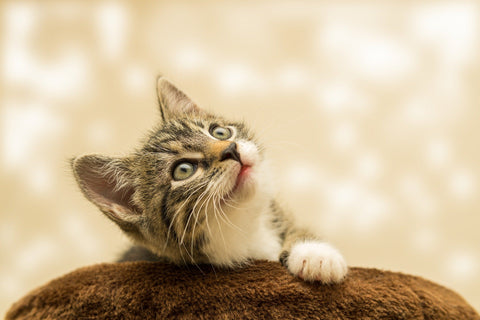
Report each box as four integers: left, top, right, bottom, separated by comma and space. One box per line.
287, 241, 348, 283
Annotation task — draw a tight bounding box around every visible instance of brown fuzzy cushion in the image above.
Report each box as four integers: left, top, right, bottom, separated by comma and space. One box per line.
6, 261, 479, 320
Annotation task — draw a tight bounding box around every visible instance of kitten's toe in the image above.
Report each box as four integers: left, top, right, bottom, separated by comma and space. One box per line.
287, 241, 348, 284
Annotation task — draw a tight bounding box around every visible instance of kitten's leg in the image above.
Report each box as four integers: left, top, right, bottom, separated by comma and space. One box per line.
272, 202, 348, 283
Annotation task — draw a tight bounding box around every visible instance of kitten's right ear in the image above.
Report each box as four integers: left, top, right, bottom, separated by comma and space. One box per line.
71, 155, 143, 236
156, 76, 203, 121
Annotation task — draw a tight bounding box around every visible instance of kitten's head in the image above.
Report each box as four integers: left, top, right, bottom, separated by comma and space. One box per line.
72, 78, 270, 263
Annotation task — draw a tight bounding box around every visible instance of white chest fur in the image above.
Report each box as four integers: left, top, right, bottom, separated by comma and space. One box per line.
202, 199, 281, 267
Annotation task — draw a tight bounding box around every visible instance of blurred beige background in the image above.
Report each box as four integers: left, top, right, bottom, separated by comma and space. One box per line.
1, 0, 479, 315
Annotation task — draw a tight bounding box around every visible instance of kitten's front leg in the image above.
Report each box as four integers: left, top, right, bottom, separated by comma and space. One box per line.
279, 228, 348, 283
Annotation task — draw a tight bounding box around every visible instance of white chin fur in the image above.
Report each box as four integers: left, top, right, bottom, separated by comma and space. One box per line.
287, 241, 348, 283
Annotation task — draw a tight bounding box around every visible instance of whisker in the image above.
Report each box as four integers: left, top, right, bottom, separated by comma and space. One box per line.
196, 186, 219, 255
190, 189, 213, 256
177, 243, 188, 266
181, 242, 205, 275
211, 185, 245, 234
202, 250, 218, 278
212, 199, 228, 252
218, 203, 245, 235
180, 183, 211, 245
163, 181, 208, 252
203, 198, 214, 251
183, 180, 215, 253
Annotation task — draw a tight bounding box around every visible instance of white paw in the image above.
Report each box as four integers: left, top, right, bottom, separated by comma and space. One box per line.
287, 241, 348, 283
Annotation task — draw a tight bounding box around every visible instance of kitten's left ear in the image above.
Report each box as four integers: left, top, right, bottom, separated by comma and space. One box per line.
156, 76, 203, 121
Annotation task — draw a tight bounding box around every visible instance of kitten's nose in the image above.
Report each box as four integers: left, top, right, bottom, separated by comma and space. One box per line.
220, 142, 242, 164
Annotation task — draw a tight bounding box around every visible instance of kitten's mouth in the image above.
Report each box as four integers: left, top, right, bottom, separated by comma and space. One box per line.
220, 141, 259, 202
221, 164, 253, 203
234, 165, 252, 190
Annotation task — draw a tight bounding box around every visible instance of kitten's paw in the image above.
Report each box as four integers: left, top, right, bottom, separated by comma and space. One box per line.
287, 241, 348, 283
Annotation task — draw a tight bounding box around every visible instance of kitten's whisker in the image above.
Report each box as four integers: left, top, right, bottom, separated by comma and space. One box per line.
190, 179, 213, 219
178, 182, 210, 268
203, 179, 228, 252
190, 190, 213, 257
222, 194, 243, 209
218, 205, 244, 234
189, 209, 200, 257
165, 185, 205, 248
194, 187, 218, 256
204, 170, 247, 235
183, 180, 214, 248
217, 205, 244, 234
188, 181, 219, 257
177, 243, 188, 266
182, 184, 209, 251
215, 197, 245, 235
222, 197, 242, 209
164, 181, 208, 252
181, 242, 205, 275
180, 184, 210, 246
202, 251, 218, 278
212, 198, 228, 253
209, 181, 243, 232
202, 198, 214, 249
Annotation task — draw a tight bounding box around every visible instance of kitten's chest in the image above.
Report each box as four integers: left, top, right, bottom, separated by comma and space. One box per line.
202, 206, 281, 266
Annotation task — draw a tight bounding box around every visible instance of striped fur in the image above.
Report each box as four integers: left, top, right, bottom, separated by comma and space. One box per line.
72, 77, 348, 283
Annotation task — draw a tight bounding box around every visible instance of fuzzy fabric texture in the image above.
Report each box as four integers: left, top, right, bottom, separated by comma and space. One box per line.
6, 261, 480, 320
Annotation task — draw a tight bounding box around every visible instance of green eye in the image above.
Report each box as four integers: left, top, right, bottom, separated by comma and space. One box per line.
172, 162, 197, 181
210, 126, 232, 140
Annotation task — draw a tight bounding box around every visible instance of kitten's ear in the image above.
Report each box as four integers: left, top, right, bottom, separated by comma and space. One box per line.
156, 76, 203, 121
71, 155, 143, 236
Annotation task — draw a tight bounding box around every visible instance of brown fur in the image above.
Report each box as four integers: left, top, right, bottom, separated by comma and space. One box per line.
6, 261, 479, 319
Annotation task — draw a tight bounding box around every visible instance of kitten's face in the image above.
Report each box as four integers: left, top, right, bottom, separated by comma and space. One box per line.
141, 116, 262, 206
72, 78, 269, 263
132, 114, 266, 260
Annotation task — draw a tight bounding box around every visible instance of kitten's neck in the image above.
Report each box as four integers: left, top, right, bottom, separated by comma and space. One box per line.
201, 193, 281, 267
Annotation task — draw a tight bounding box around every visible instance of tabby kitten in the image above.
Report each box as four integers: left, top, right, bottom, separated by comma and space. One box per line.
71, 77, 348, 283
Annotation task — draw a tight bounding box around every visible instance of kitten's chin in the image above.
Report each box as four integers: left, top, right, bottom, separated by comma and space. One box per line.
235, 165, 252, 189
224, 164, 257, 203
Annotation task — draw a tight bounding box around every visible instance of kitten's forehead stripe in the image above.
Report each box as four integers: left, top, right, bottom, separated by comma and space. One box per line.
143, 145, 179, 154
158, 137, 180, 144
193, 120, 205, 128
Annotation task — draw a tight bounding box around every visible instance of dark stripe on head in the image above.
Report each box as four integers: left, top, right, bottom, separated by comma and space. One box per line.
143, 144, 179, 154
178, 120, 190, 130
193, 120, 204, 128
158, 137, 179, 144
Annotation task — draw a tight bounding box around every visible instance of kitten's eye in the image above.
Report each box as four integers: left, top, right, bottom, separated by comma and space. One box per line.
210, 126, 232, 140
172, 162, 197, 181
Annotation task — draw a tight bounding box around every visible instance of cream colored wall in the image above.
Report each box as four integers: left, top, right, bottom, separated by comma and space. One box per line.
1, 0, 479, 315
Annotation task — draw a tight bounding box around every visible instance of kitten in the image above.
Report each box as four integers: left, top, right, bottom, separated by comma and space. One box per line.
71, 77, 348, 283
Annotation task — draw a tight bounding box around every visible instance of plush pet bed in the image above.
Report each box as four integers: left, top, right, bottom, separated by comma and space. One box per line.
6, 261, 479, 319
